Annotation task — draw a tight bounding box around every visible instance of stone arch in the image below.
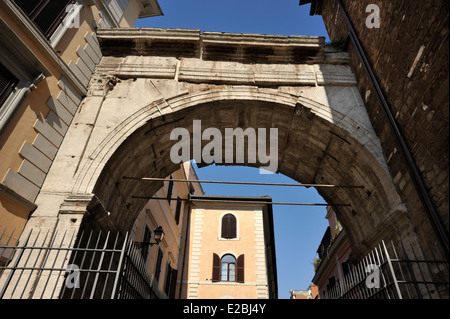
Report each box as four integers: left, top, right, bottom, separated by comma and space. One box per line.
71, 87, 406, 259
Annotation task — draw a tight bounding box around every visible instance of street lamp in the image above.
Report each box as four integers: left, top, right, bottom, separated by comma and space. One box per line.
134, 226, 164, 249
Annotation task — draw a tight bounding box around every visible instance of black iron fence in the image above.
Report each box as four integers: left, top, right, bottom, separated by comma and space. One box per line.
323, 240, 449, 299
1, 228, 448, 299
0, 228, 161, 299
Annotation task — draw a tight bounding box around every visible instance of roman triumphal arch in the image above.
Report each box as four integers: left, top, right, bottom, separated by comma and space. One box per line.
9, 28, 422, 297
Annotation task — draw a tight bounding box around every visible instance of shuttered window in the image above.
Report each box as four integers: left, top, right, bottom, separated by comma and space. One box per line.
236, 254, 245, 283
154, 248, 163, 281
0, 62, 19, 107
166, 175, 174, 204
221, 214, 237, 239
140, 226, 151, 261
212, 253, 244, 283
14, 0, 75, 39
174, 197, 182, 225
164, 264, 178, 299
212, 253, 221, 282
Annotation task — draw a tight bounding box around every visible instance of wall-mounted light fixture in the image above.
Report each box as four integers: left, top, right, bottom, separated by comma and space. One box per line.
134, 226, 164, 249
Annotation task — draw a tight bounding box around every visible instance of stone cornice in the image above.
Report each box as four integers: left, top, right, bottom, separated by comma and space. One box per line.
97, 28, 327, 64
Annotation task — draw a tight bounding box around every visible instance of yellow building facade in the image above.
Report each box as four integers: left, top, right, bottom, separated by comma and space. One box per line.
0, 0, 162, 243
181, 196, 278, 299
131, 161, 204, 299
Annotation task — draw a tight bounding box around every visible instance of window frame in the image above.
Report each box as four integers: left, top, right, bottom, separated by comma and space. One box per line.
0, 62, 20, 107
49, 1, 84, 48
0, 20, 48, 135
99, 0, 128, 27
154, 247, 164, 282
326, 275, 337, 297
220, 213, 238, 240
212, 253, 244, 283
163, 262, 178, 298
166, 175, 174, 205
220, 254, 236, 282
341, 258, 354, 285
140, 225, 152, 261
13, 0, 76, 41
174, 196, 182, 225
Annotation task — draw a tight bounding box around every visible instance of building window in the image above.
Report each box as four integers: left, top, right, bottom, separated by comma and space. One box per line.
221, 254, 236, 282
140, 226, 151, 261
236, 254, 244, 283
101, 0, 129, 26
166, 175, 174, 205
14, 0, 76, 39
154, 247, 163, 282
212, 253, 244, 283
174, 196, 182, 225
318, 227, 332, 260
189, 183, 195, 195
164, 263, 178, 299
0, 19, 48, 134
0, 62, 19, 107
221, 214, 237, 239
342, 260, 352, 276
326, 276, 337, 297
342, 260, 354, 283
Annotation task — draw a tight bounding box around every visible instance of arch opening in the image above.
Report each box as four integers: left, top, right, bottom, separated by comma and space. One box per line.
82, 93, 405, 259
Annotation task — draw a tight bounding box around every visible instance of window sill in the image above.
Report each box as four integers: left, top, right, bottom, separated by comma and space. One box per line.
217, 237, 240, 241
203, 281, 248, 286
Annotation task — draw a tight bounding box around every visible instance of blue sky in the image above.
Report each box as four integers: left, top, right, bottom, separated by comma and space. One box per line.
136, 1, 330, 299
136, 0, 329, 39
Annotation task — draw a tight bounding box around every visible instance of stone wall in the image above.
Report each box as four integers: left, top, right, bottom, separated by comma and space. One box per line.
312, 0, 449, 257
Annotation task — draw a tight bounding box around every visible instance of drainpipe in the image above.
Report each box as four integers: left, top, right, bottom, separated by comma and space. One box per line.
335, 0, 448, 258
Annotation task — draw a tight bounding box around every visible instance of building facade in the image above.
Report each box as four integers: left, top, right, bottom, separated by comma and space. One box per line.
312, 206, 351, 299
0, 0, 162, 249
0, 1, 447, 299
181, 195, 278, 299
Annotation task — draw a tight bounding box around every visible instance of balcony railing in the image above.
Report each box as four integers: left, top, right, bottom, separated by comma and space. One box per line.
322, 240, 449, 299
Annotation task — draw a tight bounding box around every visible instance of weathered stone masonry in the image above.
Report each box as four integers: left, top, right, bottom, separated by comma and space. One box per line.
16, 28, 411, 266
4, 21, 446, 297
302, 0, 449, 259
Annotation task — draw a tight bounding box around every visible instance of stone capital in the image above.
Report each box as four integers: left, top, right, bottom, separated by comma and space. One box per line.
59, 193, 118, 232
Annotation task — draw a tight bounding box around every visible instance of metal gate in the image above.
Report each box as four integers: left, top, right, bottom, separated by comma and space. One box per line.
0, 228, 160, 299
1, 228, 448, 299
323, 240, 449, 299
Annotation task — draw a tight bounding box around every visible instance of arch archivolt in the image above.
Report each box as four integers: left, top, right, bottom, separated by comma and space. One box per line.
57, 80, 405, 257
73, 85, 389, 196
